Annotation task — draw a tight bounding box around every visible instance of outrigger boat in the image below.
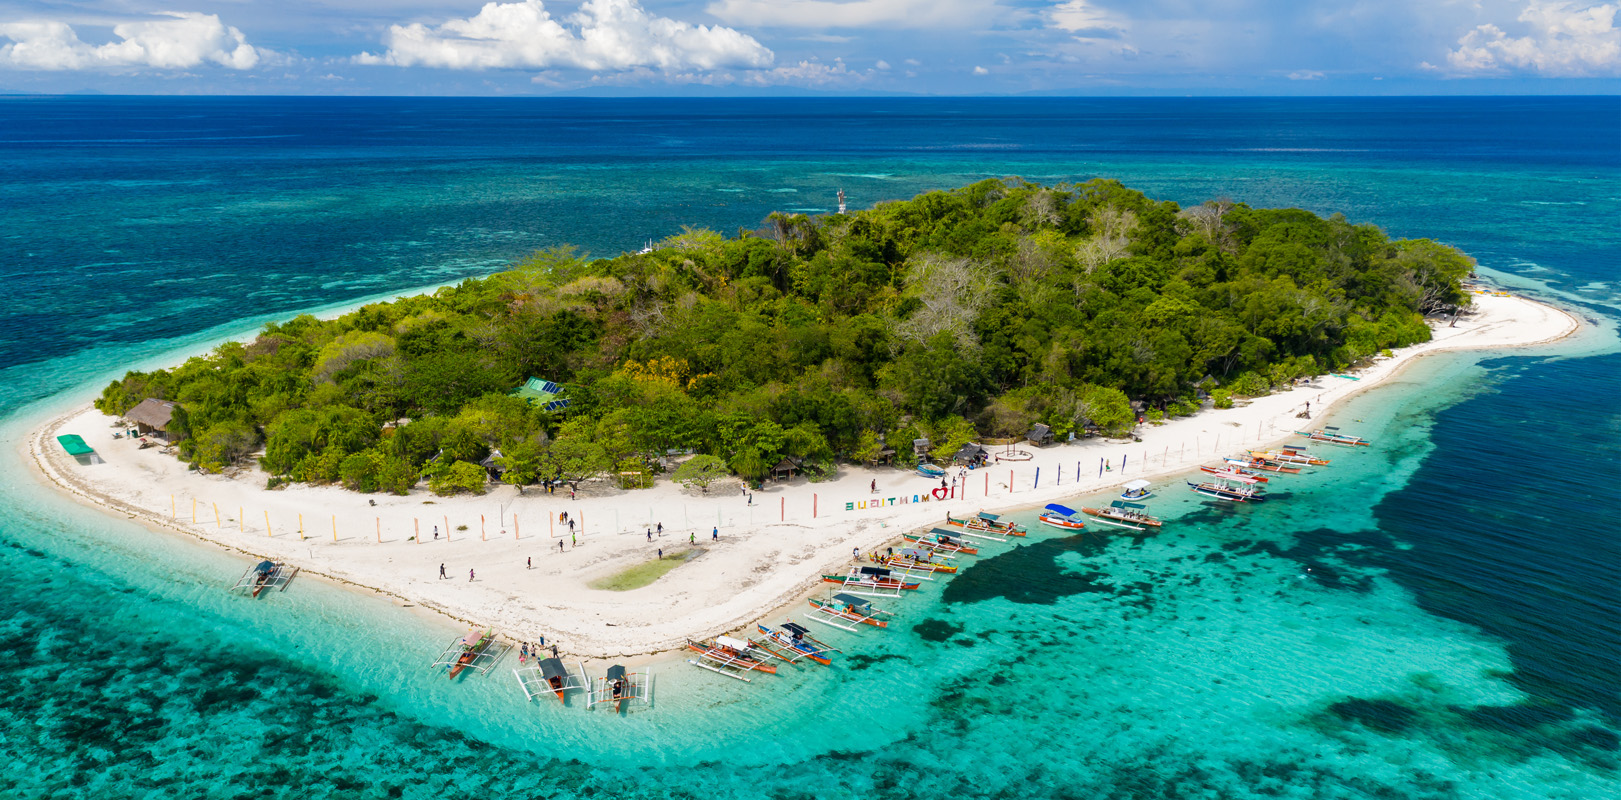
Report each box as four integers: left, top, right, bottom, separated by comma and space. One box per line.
751, 622, 839, 666
231, 559, 297, 598
1248, 448, 1329, 466
877, 548, 958, 574
1226, 455, 1301, 474
902, 529, 980, 555
806, 592, 893, 631
944, 511, 1026, 536
1188, 479, 1267, 502
514, 656, 587, 702
916, 462, 947, 479
1081, 500, 1163, 530
686, 636, 777, 681
586, 664, 653, 713
432, 628, 510, 680
1201, 464, 1269, 482
1120, 480, 1154, 500
1297, 426, 1371, 446
1196, 468, 1262, 485
1038, 504, 1087, 531
821, 566, 921, 597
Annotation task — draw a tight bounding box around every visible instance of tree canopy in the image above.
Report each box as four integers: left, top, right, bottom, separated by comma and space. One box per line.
95, 178, 1470, 494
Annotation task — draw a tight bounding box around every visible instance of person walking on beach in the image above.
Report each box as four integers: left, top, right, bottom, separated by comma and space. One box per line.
558, 540, 564, 553
658, 548, 663, 559
433, 525, 439, 541
852, 547, 859, 559
571, 532, 576, 547
469, 569, 475, 582
526, 556, 531, 570
712, 527, 718, 542
657, 522, 663, 536
871, 479, 877, 494
647, 528, 652, 541
439, 563, 446, 579
690, 531, 695, 544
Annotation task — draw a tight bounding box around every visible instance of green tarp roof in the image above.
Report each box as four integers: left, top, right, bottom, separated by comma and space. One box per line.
57, 434, 94, 456
510, 377, 570, 411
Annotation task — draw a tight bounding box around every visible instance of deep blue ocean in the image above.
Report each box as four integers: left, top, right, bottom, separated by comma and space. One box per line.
0, 96, 1617, 799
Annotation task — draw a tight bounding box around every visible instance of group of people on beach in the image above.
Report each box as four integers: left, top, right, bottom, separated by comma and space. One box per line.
518, 639, 557, 663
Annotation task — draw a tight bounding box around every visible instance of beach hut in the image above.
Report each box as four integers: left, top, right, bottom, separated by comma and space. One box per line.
125, 398, 178, 441
1025, 423, 1054, 447
510, 377, 570, 411
953, 443, 990, 466
863, 446, 896, 467
770, 456, 804, 480
480, 448, 505, 481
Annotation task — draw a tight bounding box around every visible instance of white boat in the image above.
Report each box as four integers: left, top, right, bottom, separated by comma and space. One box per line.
1121, 480, 1153, 500
1038, 503, 1086, 530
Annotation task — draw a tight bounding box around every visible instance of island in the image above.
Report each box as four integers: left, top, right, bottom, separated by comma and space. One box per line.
29, 178, 1580, 657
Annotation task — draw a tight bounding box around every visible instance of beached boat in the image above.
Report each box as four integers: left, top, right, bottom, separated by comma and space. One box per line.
1081, 501, 1163, 530
687, 636, 778, 680
587, 664, 653, 713
1225, 455, 1301, 474
514, 657, 586, 702
1201, 464, 1269, 482
916, 463, 947, 479
1188, 479, 1267, 502
1297, 426, 1372, 446
1196, 467, 1261, 485
752, 622, 838, 666
806, 592, 893, 631
944, 511, 1026, 536
1038, 503, 1087, 531
231, 559, 297, 598
1120, 480, 1154, 500
901, 530, 980, 555
821, 566, 922, 597
433, 628, 507, 680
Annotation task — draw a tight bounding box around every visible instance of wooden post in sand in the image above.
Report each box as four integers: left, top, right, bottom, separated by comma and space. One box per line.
376, 517, 381, 543
813, 493, 817, 518
213, 503, 220, 528
1034, 467, 1040, 488
332, 515, 337, 542
514, 514, 520, 539
171, 495, 176, 519
549, 514, 554, 539
481, 514, 486, 542
985, 473, 990, 496
240, 507, 244, 533
191, 498, 196, 524
298, 514, 304, 541
443, 515, 449, 542
579, 511, 585, 536
264, 510, 271, 538
414, 518, 419, 543
781, 496, 785, 521
1009, 470, 1013, 494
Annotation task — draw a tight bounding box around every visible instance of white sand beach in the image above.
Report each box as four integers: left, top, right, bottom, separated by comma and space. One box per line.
25, 291, 1580, 658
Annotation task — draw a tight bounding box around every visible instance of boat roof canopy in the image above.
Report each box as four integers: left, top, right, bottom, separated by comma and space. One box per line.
538, 657, 568, 679
900, 548, 928, 559
1111, 501, 1146, 509
858, 566, 891, 577
605, 664, 626, 680
833, 593, 869, 606
782, 622, 810, 636
1045, 503, 1077, 516
1123, 479, 1152, 490
928, 528, 960, 538
976, 512, 1000, 521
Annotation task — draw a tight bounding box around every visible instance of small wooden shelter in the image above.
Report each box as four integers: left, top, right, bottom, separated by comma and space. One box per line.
953, 443, 990, 466
1026, 423, 1054, 447
770, 456, 804, 480
125, 398, 178, 440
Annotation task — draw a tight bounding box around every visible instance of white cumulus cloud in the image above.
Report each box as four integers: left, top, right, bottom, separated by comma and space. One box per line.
357, 0, 772, 71
1288, 69, 1325, 80
0, 12, 259, 71
707, 0, 998, 30
1048, 0, 1125, 39
1444, 1, 1620, 75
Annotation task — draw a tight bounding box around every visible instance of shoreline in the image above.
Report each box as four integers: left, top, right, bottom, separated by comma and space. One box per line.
24, 291, 1582, 659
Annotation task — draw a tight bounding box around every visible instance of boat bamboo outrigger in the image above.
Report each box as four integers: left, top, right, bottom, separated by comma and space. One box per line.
587, 664, 653, 713
820, 566, 920, 597
1080, 500, 1163, 530
806, 592, 893, 632
944, 511, 1026, 536
877, 548, 958, 575
1248, 447, 1329, 466
1226, 455, 1301, 474
686, 636, 777, 681
432, 628, 510, 679
1297, 426, 1372, 447
1201, 464, 1269, 482
901, 529, 980, 555
1038, 504, 1087, 531
1120, 480, 1154, 500
231, 560, 297, 598
514, 657, 587, 702
751, 622, 839, 666
1195, 467, 1261, 485
1188, 479, 1267, 503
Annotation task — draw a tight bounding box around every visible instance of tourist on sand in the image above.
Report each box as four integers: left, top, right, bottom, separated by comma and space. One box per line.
439, 563, 446, 579
558, 540, 564, 553
852, 547, 859, 558
690, 532, 695, 544
469, 569, 475, 582
433, 525, 439, 540
712, 527, 718, 541
571, 532, 576, 547
871, 479, 877, 493
526, 556, 531, 570
658, 548, 663, 559
646, 528, 652, 541
657, 522, 663, 536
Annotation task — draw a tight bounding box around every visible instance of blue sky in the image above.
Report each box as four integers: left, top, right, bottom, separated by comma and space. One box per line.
1, 0, 1617, 94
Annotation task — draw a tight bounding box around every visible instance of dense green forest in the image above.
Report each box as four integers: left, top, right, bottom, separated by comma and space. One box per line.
96, 178, 1472, 494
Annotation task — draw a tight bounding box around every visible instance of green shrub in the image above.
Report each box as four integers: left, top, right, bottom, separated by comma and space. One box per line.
1211, 390, 1234, 410
426, 460, 487, 496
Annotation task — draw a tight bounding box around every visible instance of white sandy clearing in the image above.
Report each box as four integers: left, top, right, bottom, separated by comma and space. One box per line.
25, 291, 1579, 658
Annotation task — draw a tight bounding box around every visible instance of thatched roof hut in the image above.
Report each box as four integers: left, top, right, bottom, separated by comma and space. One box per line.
125, 399, 177, 437
1026, 423, 1054, 447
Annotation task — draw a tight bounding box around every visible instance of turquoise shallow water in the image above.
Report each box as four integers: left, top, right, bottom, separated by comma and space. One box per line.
0, 97, 1617, 798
